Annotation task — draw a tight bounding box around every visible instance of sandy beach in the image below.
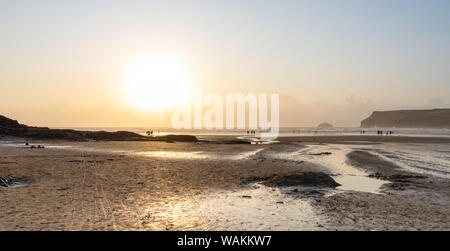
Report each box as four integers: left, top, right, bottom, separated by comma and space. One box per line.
0, 135, 449, 231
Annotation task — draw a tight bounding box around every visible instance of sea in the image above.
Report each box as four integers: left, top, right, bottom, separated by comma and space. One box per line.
53, 127, 450, 139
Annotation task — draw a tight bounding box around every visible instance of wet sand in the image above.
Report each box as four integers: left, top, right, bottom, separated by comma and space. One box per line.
315, 148, 450, 230
0, 136, 449, 230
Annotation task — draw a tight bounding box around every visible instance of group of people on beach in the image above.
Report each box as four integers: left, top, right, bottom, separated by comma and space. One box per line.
146, 130, 160, 136
247, 130, 257, 135
24, 142, 45, 148
377, 130, 394, 135
360, 130, 394, 135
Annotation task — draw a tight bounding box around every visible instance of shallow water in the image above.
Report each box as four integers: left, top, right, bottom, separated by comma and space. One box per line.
61, 127, 450, 138
136, 148, 264, 161
150, 184, 325, 230
334, 175, 388, 194
0, 142, 73, 149
273, 144, 389, 193
275, 142, 450, 192
366, 143, 450, 179
137, 151, 208, 160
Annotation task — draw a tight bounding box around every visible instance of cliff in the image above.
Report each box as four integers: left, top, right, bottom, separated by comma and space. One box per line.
360, 109, 450, 128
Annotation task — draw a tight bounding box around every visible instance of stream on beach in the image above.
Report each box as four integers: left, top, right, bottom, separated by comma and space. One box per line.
136, 142, 450, 230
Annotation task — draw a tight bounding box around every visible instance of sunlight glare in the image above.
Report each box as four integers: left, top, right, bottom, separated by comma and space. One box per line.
124, 53, 192, 110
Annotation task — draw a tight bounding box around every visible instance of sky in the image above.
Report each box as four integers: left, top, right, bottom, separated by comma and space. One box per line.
0, 0, 449, 127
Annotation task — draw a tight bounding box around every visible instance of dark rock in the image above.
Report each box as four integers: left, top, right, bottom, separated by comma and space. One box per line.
0, 176, 30, 187
389, 174, 427, 180
263, 172, 341, 188
309, 152, 332, 156
153, 135, 198, 142
221, 140, 251, 144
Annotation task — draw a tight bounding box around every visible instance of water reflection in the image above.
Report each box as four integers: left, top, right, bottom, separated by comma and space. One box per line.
137, 151, 207, 160
334, 175, 389, 194
274, 144, 390, 194
143, 184, 325, 230
136, 149, 264, 161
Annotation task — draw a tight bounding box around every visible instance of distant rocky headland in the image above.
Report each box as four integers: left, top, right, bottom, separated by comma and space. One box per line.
0, 115, 197, 142
361, 109, 450, 128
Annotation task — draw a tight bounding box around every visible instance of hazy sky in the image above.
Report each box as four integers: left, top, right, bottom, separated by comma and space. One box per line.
1, 0, 449, 127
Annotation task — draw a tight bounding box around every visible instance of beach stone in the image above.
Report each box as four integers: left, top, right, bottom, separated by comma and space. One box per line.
0, 176, 30, 187
309, 152, 332, 156
0, 177, 8, 187
263, 172, 341, 188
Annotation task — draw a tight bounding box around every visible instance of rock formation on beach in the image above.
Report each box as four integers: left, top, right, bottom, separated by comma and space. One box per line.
360, 109, 450, 128
0, 115, 197, 142
317, 122, 333, 128
261, 172, 341, 188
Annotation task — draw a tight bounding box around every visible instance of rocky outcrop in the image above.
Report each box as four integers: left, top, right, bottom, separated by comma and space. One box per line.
157, 134, 198, 142
0, 115, 27, 129
361, 109, 450, 128
0, 115, 198, 142
262, 172, 341, 188
0, 176, 31, 187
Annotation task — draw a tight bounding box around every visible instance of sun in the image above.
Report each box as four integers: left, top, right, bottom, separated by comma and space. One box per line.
124, 54, 192, 110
